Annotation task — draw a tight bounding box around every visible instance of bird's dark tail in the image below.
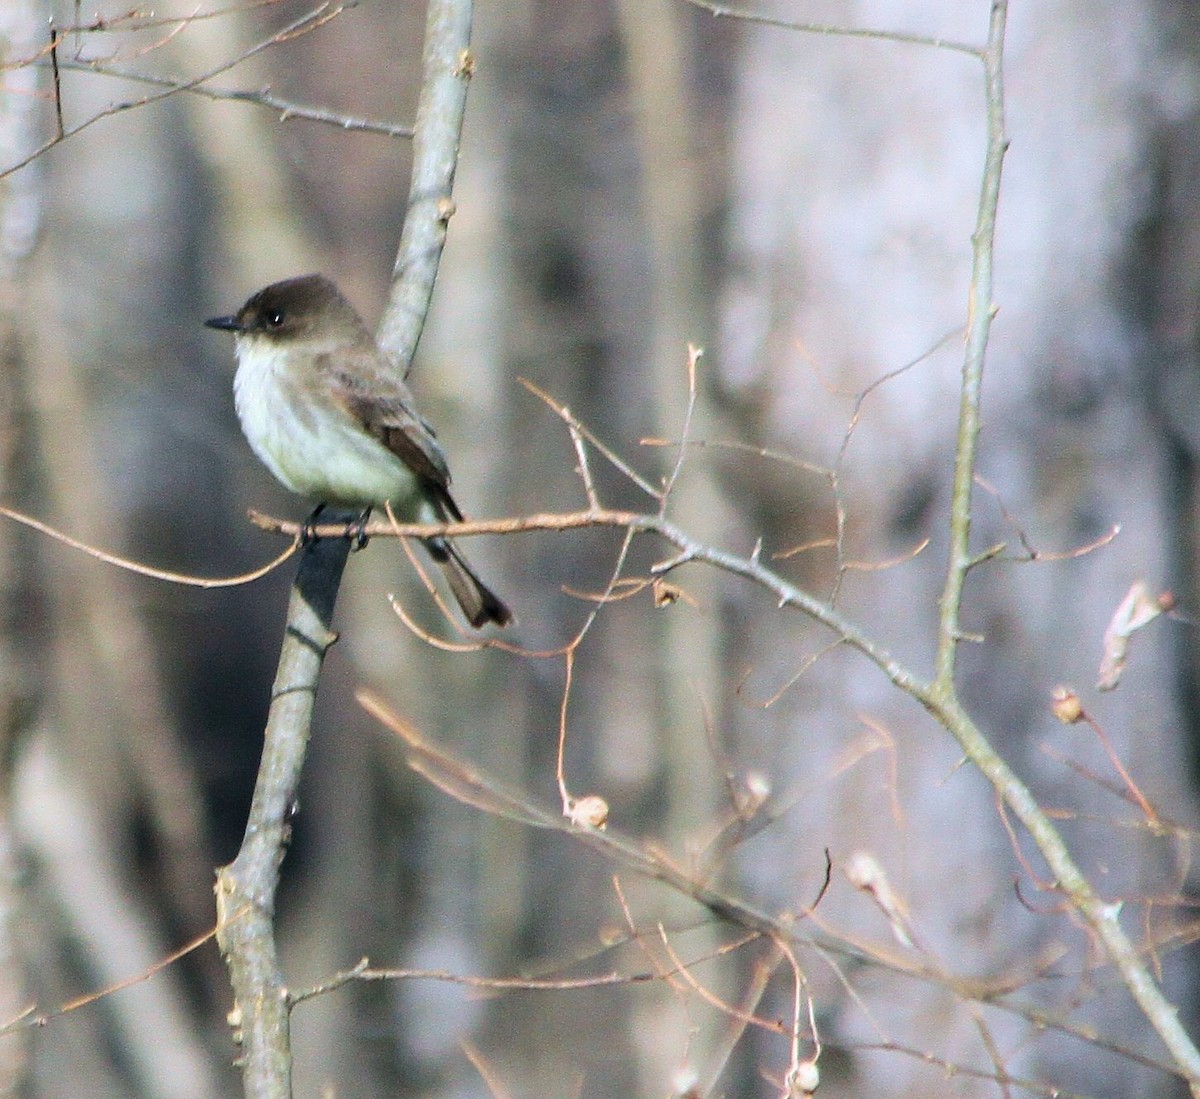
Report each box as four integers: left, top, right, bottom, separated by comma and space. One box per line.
425, 536, 513, 628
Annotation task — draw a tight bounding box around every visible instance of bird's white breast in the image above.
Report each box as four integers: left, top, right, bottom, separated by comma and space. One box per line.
233, 340, 312, 494
232, 338, 423, 508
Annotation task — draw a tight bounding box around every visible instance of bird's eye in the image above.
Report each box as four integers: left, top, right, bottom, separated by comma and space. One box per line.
265, 309, 285, 328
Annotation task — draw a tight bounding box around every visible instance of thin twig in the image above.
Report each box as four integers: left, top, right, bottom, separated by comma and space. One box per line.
48, 24, 64, 139
639, 436, 833, 480
661, 343, 702, 509
555, 648, 577, 815
681, 0, 983, 57
655, 921, 787, 1039
461, 1040, 513, 1099
0, 504, 299, 586
54, 60, 415, 137
974, 474, 1121, 563
0, 923, 217, 1035
568, 420, 600, 509
363, 689, 1189, 1085
521, 377, 662, 499
4, 1, 362, 180
932, 12, 1006, 692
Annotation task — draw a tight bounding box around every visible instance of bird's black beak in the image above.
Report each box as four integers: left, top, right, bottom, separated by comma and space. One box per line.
205, 314, 242, 332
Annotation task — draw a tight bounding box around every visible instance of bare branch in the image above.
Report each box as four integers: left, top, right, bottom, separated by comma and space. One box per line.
680, 0, 983, 57
54, 59, 415, 137
215, 538, 350, 1099
0, 924, 217, 1035
0, 504, 299, 587
3, 1, 363, 180
932, 6, 1007, 692
376, 0, 473, 368
47, 24, 64, 140
523, 377, 663, 499
361, 689, 1190, 1087
660, 343, 703, 509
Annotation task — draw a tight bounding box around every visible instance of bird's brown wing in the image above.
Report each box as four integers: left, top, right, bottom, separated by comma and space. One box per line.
323, 349, 461, 516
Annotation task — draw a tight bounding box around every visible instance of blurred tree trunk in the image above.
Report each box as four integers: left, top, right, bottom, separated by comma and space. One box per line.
18, 20, 232, 1099
407, 2, 746, 1094
0, 3, 43, 1093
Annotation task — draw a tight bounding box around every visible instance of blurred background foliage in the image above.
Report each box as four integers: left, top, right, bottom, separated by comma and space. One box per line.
2, 1, 1200, 1096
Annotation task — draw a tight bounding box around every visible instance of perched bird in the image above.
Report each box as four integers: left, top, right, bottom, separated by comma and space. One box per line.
206, 274, 512, 628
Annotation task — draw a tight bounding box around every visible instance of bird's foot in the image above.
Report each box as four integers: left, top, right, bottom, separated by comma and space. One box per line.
345, 507, 373, 551
300, 503, 327, 546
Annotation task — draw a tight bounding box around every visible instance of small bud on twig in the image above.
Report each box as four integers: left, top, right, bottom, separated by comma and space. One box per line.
786, 1058, 820, 1096
1050, 685, 1083, 725
844, 850, 913, 948
565, 795, 609, 830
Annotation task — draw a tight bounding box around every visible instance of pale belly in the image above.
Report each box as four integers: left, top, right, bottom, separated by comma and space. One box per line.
234, 346, 426, 511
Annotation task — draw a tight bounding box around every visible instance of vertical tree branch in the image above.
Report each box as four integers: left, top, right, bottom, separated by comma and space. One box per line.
376, 0, 473, 365
215, 537, 349, 1099
215, 2, 475, 1096
919, 3, 1200, 1089
933, 0, 1006, 693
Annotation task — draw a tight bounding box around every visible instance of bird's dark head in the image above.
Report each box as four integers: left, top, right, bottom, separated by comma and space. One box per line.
205, 274, 369, 345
